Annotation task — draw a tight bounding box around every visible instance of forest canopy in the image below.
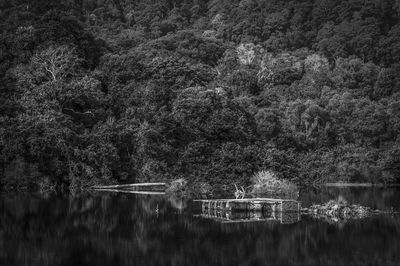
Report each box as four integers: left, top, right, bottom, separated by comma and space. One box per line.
1, 0, 400, 190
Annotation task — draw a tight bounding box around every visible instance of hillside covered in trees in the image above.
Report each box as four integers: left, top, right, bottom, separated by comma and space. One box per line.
1, 0, 400, 190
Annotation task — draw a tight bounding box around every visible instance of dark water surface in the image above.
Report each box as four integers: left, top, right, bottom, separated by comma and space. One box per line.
1, 187, 400, 266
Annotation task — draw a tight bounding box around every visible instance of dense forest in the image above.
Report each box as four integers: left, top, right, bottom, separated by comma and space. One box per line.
1, 0, 400, 191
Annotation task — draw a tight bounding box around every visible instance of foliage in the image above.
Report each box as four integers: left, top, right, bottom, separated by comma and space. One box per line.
250, 170, 299, 199
1, 0, 400, 191
166, 178, 188, 195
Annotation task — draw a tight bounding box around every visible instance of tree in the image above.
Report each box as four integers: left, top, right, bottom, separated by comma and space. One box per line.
254, 108, 281, 140
329, 57, 379, 98
316, 17, 380, 62
172, 86, 256, 144
372, 68, 397, 100
258, 52, 304, 87
32, 45, 82, 82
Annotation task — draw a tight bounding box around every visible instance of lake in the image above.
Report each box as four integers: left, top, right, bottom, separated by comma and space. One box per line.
1, 187, 400, 266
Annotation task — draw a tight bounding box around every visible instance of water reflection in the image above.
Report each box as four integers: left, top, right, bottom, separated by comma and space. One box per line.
194, 199, 301, 224
194, 209, 301, 224
0, 188, 400, 266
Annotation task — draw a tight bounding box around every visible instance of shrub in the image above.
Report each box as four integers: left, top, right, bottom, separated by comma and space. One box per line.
195, 182, 213, 196
250, 170, 298, 199
166, 178, 188, 195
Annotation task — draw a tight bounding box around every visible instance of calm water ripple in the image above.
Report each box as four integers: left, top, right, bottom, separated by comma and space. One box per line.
1, 187, 400, 266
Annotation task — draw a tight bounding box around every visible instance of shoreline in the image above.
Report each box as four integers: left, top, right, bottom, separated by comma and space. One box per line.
324, 183, 400, 188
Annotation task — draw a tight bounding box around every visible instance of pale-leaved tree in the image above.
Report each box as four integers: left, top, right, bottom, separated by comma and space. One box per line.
32, 45, 81, 82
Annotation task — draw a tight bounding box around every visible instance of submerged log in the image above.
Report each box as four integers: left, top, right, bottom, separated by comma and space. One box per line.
92, 188, 166, 195
91, 183, 166, 190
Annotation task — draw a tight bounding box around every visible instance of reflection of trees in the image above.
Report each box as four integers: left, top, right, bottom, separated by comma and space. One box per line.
1, 194, 400, 266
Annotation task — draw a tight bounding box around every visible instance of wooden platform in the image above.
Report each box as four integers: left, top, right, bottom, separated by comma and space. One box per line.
193, 198, 301, 224
194, 198, 300, 213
